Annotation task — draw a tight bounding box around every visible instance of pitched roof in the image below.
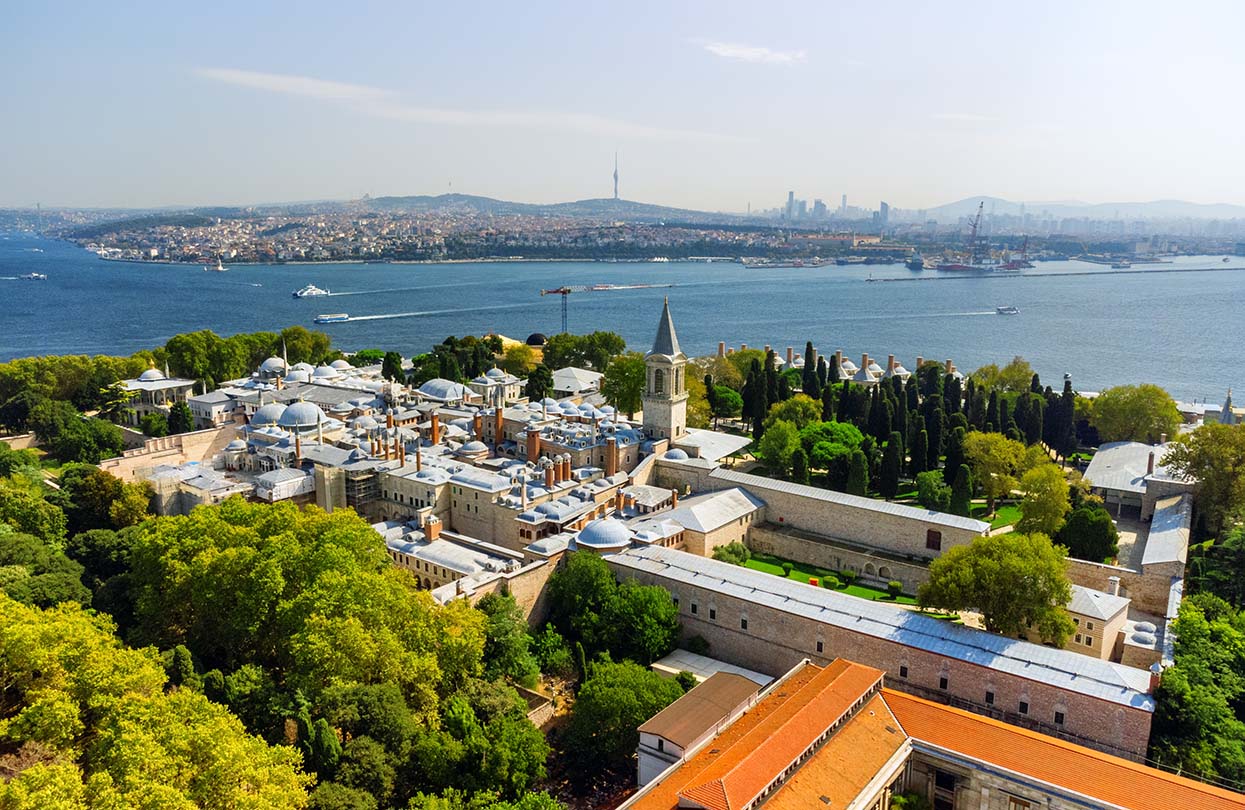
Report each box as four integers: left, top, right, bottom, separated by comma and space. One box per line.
1068, 583, 1131, 621
663, 488, 765, 533
883, 689, 1245, 810
638, 672, 760, 749
648, 298, 683, 358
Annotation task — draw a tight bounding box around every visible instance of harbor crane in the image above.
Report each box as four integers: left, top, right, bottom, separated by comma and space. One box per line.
539, 285, 602, 334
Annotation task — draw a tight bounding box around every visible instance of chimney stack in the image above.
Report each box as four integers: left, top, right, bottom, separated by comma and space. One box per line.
808, 347, 818, 369
473, 411, 483, 440
294, 433, 302, 464
544, 461, 555, 489
718, 341, 726, 358
1147, 451, 1155, 475
424, 515, 441, 542
606, 436, 618, 477
394, 435, 402, 461
741, 343, 748, 352
495, 405, 504, 446
386, 408, 395, 429
861, 353, 870, 375
415, 443, 422, 471
562, 455, 572, 482
786, 347, 794, 366
1108, 575, 1121, 596
615, 490, 625, 512
670, 488, 679, 508
1160, 433, 1167, 445
1149, 662, 1162, 693
527, 429, 541, 461
727, 347, 734, 355
520, 479, 528, 509
887, 354, 896, 374
430, 412, 441, 446
835, 349, 843, 366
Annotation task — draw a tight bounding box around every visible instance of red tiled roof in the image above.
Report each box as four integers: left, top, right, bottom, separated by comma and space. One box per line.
883, 689, 1245, 810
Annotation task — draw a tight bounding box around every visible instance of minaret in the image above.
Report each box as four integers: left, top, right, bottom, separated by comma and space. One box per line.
613, 152, 619, 201
642, 298, 688, 440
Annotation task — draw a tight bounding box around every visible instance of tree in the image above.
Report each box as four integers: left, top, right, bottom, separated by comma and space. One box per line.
1090, 384, 1181, 444
140, 410, 169, 437
820, 385, 835, 422
971, 357, 1036, 394
916, 471, 951, 512
712, 542, 750, 566
710, 386, 743, 426
846, 449, 869, 496
942, 427, 965, 486
801, 342, 821, 398
0, 483, 68, 545
879, 432, 903, 499
1162, 423, 1245, 533
909, 428, 928, 478
684, 368, 712, 430
1057, 506, 1119, 562
1017, 463, 1071, 536
918, 533, 1074, 644
499, 343, 536, 376
381, 351, 405, 382
757, 419, 800, 477
524, 365, 553, 402
791, 446, 810, 485
0, 531, 90, 608
764, 394, 822, 431
477, 593, 540, 685
601, 352, 646, 419
962, 431, 1027, 511
949, 465, 973, 517
0, 594, 311, 809
563, 659, 684, 767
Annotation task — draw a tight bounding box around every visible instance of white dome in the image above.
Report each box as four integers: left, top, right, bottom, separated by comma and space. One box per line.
251, 402, 288, 426
284, 370, 311, 383
330, 359, 353, 370
486, 367, 506, 379
293, 362, 315, 373
312, 365, 340, 379
541, 397, 559, 407
225, 439, 247, 451
461, 441, 488, 453
574, 518, 633, 550
352, 415, 379, 430
278, 400, 327, 428
138, 368, 166, 382
259, 357, 286, 373
664, 449, 689, 460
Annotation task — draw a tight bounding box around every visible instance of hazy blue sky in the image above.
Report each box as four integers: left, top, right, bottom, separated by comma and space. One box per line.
3, 0, 1243, 210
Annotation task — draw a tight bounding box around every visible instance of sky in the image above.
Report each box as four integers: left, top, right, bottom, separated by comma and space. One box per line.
3, 0, 1244, 211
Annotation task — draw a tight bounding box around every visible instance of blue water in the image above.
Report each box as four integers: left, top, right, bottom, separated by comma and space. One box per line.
2, 231, 1243, 403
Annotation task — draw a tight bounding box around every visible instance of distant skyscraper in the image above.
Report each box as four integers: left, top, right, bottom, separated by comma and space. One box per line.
879, 201, 890, 228
613, 152, 619, 200
840, 194, 847, 213
786, 190, 795, 220
813, 199, 827, 219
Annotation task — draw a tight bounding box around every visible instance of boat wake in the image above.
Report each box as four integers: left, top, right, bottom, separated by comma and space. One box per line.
345, 302, 531, 322
325, 280, 498, 297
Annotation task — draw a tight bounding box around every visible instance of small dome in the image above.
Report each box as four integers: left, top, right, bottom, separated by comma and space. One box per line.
225, 439, 247, 451
486, 367, 505, 379
541, 397, 559, 408
574, 518, 633, 550
664, 449, 689, 460
600, 405, 615, 413
259, 356, 286, 373
1134, 621, 1157, 633
526, 333, 548, 346
138, 368, 166, 382
312, 365, 340, 379
251, 402, 288, 426
460, 441, 488, 454
330, 359, 353, 370
352, 415, 379, 430
284, 370, 311, 383
278, 400, 327, 428
1131, 631, 1158, 645
293, 362, 315, 373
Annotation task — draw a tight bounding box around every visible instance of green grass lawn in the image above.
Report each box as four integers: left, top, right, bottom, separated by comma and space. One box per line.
743, 552, 918, 605
971, 503, 1022, 529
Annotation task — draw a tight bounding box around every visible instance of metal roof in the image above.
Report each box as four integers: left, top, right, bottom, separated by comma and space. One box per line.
663, 488, 765, 534
673, 429, 753, 462
1068, 584, 1130, 621
648, 298, 683, 358
708, 469, 990, 533
607, 546, 1154, 712
1142, 494, 1192, 567
1083, 441, 1176, 494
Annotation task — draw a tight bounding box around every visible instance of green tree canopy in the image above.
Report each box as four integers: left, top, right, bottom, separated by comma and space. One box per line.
970, 357, 1036, 394
563, 659, 684, 768
1091, 384, 1181, 445
524, 365, 553, 402
1162, 422, 1245, 533
757, 419, 800, 477
764, 394, 822, 431
962, 431, 1028, 510
1017, 463, 1071, 536
601, 352, 646, 418
918, 532, 1074, 644
1056, 506, 1119, 563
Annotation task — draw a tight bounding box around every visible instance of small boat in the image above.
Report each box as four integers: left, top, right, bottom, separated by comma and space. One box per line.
1225, 257, 1232, 263
204, 257, 227, 272
1110, 261, 1131, 269
996, 305, 1020, 315
293, 284, 331, 298
314, 313, 349, 324
19, 272, 47, 280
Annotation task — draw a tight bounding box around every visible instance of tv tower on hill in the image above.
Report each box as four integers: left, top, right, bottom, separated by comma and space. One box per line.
613, 152, 619, 200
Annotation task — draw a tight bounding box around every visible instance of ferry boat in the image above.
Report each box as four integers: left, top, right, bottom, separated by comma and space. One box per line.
314, 313, 349, 324
996, 305, 1020, 315
19, 273, 48, 280
204, 257, 227, 272
293, 284, 331, 298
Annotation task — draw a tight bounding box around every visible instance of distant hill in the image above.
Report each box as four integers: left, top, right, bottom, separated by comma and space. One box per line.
362, 193, 738, 223
924, 196, 1245, 221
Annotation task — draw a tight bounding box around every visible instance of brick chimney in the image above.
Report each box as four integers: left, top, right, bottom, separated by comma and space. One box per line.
386, 408, 395, 429
808, 347, 818, 369
764, 344, 771, 355
294, 433, 302, 464
786, 347, 794, 366
544, 461, 555, 489
1147, 451, 1155, 475
415, 443, 422, 471
495, 406, 504, 446
562, 455, 572, 482
615, 490, 625, 512
861, 353, 870, 374
527, 428, 541, 461
394, 435, 402, 461
520, 479, 528, 509
718, 341, 726, 358
741, 343, 748, 352
887, 354, 896, 374
726, 347, 734, 355
945, 359, 953, 373
430, 412, 441, 445
424, 515, 441, 541
835, 349, 843, 367
606, 436, 618, 477
1149, 662, 1162, 693
670, 488, 679, 508
473, 411, 483, 440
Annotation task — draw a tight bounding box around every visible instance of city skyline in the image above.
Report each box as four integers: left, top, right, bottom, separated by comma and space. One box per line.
4, 1, 1245, 210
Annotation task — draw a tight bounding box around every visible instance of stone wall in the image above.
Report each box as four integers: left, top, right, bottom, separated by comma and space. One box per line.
0, 433, 39, 450
608, 557, 1154, 761
455, 556, 560, 626
98, 424, 236, 482
747, 523, 932, 593
1065, 557, 1178, 618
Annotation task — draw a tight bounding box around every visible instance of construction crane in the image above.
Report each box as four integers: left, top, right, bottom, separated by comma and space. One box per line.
540, 285, 599, 334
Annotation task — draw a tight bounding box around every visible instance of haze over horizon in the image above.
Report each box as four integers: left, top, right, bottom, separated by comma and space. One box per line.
4, 0, 1244, 211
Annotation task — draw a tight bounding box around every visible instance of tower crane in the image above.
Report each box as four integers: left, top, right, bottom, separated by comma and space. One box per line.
540, 285, 600, 334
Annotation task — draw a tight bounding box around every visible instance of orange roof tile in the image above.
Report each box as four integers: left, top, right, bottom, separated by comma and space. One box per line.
883, 689, 1245, 810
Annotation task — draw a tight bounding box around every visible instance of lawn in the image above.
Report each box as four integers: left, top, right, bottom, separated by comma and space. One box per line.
743, 552, 918, 605
971, 503, 1022, 529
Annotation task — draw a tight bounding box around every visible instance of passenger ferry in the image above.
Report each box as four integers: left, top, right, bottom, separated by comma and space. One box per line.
996, 305, 1020, 315
19, 273, 48, 280
314, 313, 349, 324
293, 284, 331, 298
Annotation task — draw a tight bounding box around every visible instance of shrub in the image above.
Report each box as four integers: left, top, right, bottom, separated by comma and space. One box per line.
674, 671, 698, 692
711, 541, 750, 566
781, 561, 794, 577
887, 580, 903, 599
839, 570, 857, 587
822, 575, 840, 589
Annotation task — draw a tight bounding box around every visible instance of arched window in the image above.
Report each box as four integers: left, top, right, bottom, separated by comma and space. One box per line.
653, 368, 665, 395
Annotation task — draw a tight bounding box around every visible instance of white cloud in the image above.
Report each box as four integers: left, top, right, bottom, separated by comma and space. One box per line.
195, 67, 739, 142
932, 112, 996, 122
701, 41, 807, 65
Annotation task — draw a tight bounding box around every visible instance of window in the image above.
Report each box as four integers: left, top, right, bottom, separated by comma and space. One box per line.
938, 675, 948, 690
1073, 617, 1080, 625
985, 690, 995, 706
934, 771, 957, 792
708, 607, 717, 620
657, 739, 664, 752
1018, 700, 1029, 715
899, 665, 908, 679
1007, 799, 1032, 810
1086, 621, 1095, 631
690, 603, 698, 615
1084, 636, 1094, 647
740, 617, 749, 630
672, 595, 679, 607
816, 640, 824, 653
926, 529, 942, 551
1054, 711, 1065, 726
1075, 633, 1082, 644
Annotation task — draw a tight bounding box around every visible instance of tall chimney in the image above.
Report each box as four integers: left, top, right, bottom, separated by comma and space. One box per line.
386, 408, 395, 429
670, 488, 679, 508
562, 455, 572, 482
1149, 662, 1162, 693
495, 405, 504, 446
861, 353, 870, 375
615, 490, 625, 512
916, 356, 924, 372
1147, 451, 1155, 475
740, 343, 748, 352
294, 433, 302, 464
473, 411, 483, 440
945, 359, 953, 373
606, 436, 618, 477
394, 435, 402, 461
726, 347, 734, 355
424, 515, 441, 541
415, 443, 422, 471
835, 349, 843, 366
887, 354, 896, 374
808, 347, 818, 369
764, 345, 771, 354
718, 341, 726, 358
1108, 575, 1121, 596
527, 428, 541, 461
544, 461, 555, 489
1159, 433, 1167, 445
786, 347, 794, 366
430, 412, 441, 446
520, 479, 528, 509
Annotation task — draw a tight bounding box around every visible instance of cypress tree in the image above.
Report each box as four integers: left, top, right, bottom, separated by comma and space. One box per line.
999, 398, 1012, 434
802, 342, 821, 398
309, 718, 342, 778
828, 354, 841, 386
986, 391, 1000, 432
704, 374, 717, 412
764, 350, 780, 405
846, 449, 869, 496
880, 431, 903, 499
817, 356, 829, 387
821, 384, 836, 422
950, 464, 973, 516
1031, 372, 1043, 394
905, 377, 920, 414
926, 407, 944, 472
943, 374, 962, 415
1058, 378, 1077, 457
910, 427, 929, 477
892, 387, 908, 440
791, 447, 810, 485
778, 375, 791, 401
839, 379, 853, 421
943, 426, 965, 485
